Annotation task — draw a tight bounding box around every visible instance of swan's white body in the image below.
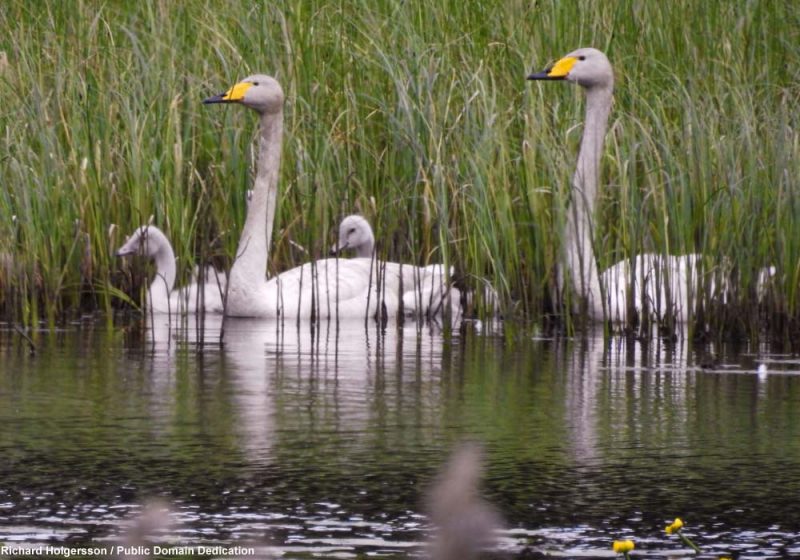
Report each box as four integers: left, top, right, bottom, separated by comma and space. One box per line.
529, 48, 699, 324
600, 253, 703, 323
220, 257, 454, 319
116, 225, 225, 314
205, 80, 460, 320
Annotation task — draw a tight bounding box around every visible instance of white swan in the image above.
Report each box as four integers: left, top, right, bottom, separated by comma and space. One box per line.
328, 214, 466, 318
528, 48, 705, 324
204, 76, 455, 320
115, 225, 225, 314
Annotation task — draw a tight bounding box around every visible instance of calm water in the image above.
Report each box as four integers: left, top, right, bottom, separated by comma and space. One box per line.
1, 316, 800, 559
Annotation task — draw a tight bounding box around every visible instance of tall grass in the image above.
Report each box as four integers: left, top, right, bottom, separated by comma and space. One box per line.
0, 0, 798, 339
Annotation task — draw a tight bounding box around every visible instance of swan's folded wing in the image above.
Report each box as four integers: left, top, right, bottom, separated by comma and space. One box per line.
263, 258, 392, 319
256, 258, 463, 319
397, 263, 463, 318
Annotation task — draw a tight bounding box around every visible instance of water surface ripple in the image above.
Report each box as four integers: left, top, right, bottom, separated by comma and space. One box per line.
1, 317, 799, 558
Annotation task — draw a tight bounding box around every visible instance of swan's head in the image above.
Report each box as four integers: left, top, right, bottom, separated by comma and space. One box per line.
115, 225, 169, 259
527, 48, 613, 89
330, 215, 374, 258
203, 74, 284, 114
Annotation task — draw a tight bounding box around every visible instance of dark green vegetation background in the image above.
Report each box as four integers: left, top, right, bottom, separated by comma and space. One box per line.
0, 0, 798, 336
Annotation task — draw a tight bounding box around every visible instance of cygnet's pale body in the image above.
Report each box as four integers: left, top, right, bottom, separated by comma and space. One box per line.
116, 225, 225, 314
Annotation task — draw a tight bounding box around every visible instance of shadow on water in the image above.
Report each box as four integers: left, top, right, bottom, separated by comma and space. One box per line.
1, 317, 800, 558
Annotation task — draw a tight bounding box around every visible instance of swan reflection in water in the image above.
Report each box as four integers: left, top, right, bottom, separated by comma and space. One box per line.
562, 336, 693, 465
97, 316, 800, 556
142, 314, 457, 464
140, 314, 705, 472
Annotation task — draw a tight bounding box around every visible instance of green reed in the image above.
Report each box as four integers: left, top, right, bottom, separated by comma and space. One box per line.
0, 0, 797, 338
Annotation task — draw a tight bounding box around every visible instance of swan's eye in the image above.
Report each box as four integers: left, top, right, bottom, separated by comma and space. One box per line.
253, 81, 260, 86
578, 56, 586, 61
348, 228, 356, 234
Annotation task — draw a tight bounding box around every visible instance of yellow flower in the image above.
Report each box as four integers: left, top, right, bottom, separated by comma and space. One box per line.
666, 517, 684, 534
612, 539, 635, 554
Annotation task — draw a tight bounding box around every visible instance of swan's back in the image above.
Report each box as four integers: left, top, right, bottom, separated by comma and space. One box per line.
254, 258, 418, 319
602, 254, 704, 324
225, 258, 462, 320
175, 278, 226, 314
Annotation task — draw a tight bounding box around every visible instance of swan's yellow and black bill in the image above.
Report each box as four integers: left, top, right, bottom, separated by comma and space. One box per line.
527, 55, 577, 80
203, 81, 253, 104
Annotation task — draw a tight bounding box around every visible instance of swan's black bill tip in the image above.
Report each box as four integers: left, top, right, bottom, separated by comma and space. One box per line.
527, 70, 562, 81
203, 94, 228, 104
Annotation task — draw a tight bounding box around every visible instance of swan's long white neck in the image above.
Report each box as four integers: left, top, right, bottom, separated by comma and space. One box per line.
149, 232, 176, 306
227, 108, 282, 314
566, 84, 612, 317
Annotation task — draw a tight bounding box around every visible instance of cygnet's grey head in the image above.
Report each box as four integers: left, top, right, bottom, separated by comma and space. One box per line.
330, 215, 374, 258
115, 225, 170, 259
203, 74, 284, 114
527, 47, 614, 89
